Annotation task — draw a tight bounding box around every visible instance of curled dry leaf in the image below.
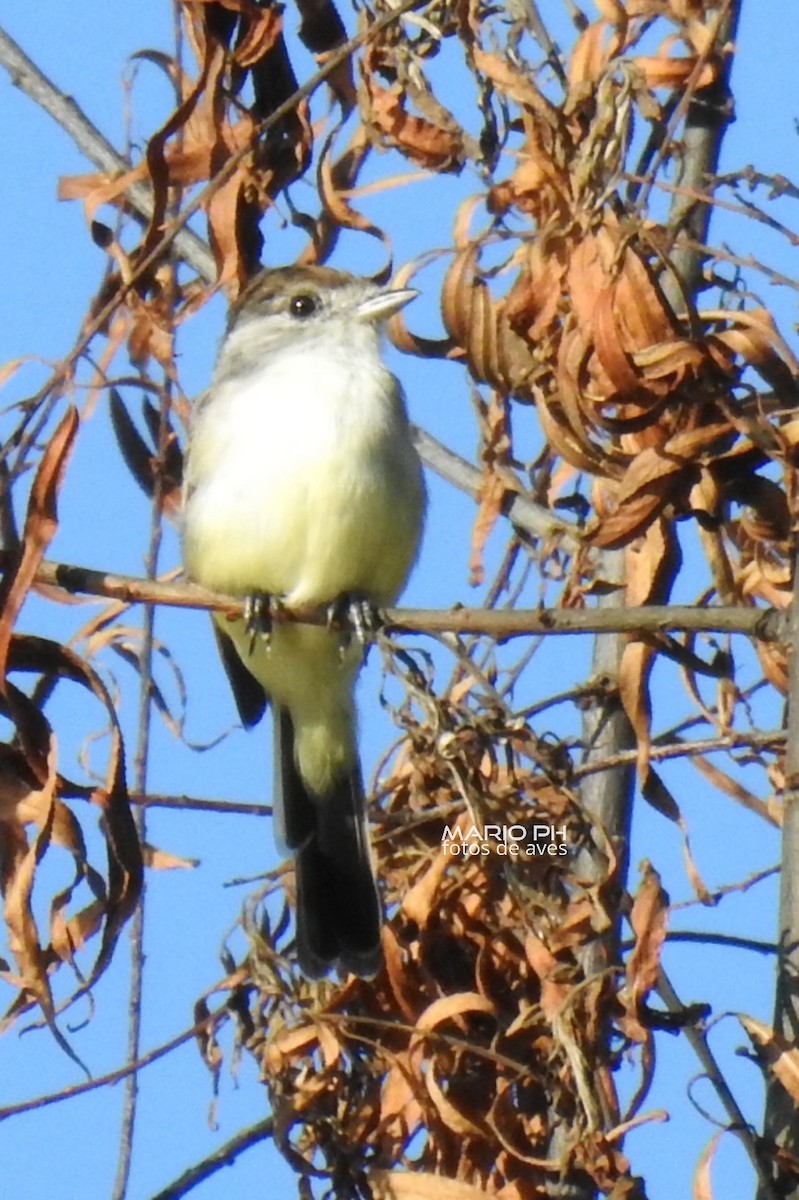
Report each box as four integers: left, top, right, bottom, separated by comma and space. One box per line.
618, 862, 669, 1044
2, 636, 143, 1023
0, 407, 79, 684
739, 1015, 799, 1107
692, 1130, 725, 1200
360, 73, 465, 172
617, 518, 679, 776
425, 1067, 488, 1138
368, 1170, 499, 1200
238, 694, 642, 1194
142, 843, 200, 870
0, 738, 58, 1025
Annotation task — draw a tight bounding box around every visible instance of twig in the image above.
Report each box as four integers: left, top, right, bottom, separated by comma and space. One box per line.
653, 930, 777, 956
65, 787, 272, 818
0, 25, 216, 281
149, 1117, 274, 1200
5, 550, 786, 640
3, 0, 435, 478
656, 967, 776, 1197
671, 864, 778, 910
112, 381, 173, 1199
571, 729, 784, 784
411, 425, 580, 548
763, 503, 799, 1189
0, 1005, 228, 1122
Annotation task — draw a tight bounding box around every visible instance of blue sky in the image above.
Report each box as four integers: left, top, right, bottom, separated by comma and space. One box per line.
1, 2, 798, 1198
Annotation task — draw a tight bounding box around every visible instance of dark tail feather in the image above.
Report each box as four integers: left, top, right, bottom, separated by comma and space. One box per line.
274, 707, 382, 979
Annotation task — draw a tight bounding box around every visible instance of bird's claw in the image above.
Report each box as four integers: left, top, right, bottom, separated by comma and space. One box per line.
327, 594, 381, 659
244, 591, 275, 654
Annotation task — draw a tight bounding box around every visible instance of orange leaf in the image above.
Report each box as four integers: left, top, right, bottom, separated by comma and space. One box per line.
0, 407, 79, 686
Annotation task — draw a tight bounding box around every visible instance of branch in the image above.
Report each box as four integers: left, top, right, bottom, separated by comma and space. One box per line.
149, 1118, 274, 1200
0, 25, 216, 282
763, 536, 799, 1189
0, 1004, 228, 1122
411, 425, 580, 548
11, 552, 785, 641
657, 967, 777, 1197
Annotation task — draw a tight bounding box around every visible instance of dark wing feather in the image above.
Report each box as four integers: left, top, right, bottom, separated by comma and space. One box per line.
213, 624, 268, 727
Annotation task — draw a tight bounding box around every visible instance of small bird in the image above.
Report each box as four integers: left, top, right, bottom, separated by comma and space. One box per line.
182, 265, 426, 977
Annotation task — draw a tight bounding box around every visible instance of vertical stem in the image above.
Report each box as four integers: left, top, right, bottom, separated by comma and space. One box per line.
761, 588, 799, 1193
552, 6, 742, 1195
547, 560, 636, 1200
111, 378, 175, 1200
112, 11, 184, 1195
578, 565, 636, 976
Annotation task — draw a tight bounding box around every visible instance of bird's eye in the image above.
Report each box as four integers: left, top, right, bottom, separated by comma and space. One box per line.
289, 293, 319, 319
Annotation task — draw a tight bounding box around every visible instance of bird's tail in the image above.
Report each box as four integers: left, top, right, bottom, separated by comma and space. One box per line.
274, 707, 382, 978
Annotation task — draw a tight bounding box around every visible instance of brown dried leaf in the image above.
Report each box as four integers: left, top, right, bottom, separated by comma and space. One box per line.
142, 843, 199, 870
425, 1067, 487, 1137
318, 128, 392, 271
415, 991, 496, 1032
7, 636, 143, 1002
368, 1171, 495, 1200
713, 307, 799, 398
633, 55, 715, 89
401, 845, 450, 926
619, 640, 655, 779
380, 1052, 424, 1136
470, 471, 507, 587
619, 861, 668, 1043
568, 21, 624, 87
593, 425, 731, 549
692, 1130, 724, 1200
524, 933, 570, 1020
690, 755, 777, 826
0, 407, 79, 684
50, 897, 107, 966
471, 47, 560, 127
739, 1015, 799, 1106
362, 73, 464, 172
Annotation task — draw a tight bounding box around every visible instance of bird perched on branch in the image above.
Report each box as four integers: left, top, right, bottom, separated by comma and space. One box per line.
182, 264, 426, 977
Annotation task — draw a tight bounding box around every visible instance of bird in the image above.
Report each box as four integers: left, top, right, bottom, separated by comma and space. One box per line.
181, 264, 426, 977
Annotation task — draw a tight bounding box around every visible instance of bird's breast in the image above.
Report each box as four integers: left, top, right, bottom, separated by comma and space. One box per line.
183, 345, 424, 604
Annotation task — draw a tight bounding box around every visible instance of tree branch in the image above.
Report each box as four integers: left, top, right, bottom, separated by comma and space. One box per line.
0, 25, 216, 282
149, 1117, 274, 1200
0, 1004, 229, 1122
8, 551, 784, 641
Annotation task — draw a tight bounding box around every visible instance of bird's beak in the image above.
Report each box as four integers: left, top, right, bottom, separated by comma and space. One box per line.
355, 287, 419, 323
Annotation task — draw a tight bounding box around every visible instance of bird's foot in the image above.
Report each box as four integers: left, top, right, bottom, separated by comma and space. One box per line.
327, 593, 382, 658
244, 591, 278, 654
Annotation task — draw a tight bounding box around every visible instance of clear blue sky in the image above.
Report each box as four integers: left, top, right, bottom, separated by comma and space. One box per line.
0, 3, 797, 1197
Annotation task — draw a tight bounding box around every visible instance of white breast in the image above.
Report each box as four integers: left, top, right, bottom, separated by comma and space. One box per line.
182, 327, 424, 606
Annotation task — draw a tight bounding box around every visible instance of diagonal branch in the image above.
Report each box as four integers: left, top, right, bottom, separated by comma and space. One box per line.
0, 25, 216, 282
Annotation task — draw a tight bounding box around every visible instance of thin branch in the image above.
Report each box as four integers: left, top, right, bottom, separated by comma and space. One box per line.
571, 729, 784, 787
112, 379, 173, 1200
7, 551, 785, 640
410, 425, 580, 548
0, 25, 216, 281
0, 1005, 228, 1122
653, 930, 777, 956
149, 1117, 274, 1200
665, 0, 742, 298
67, 788, 272, 818
2, 0, 436, 477
671, 864, 779, 910
657, 966, 777, 1197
